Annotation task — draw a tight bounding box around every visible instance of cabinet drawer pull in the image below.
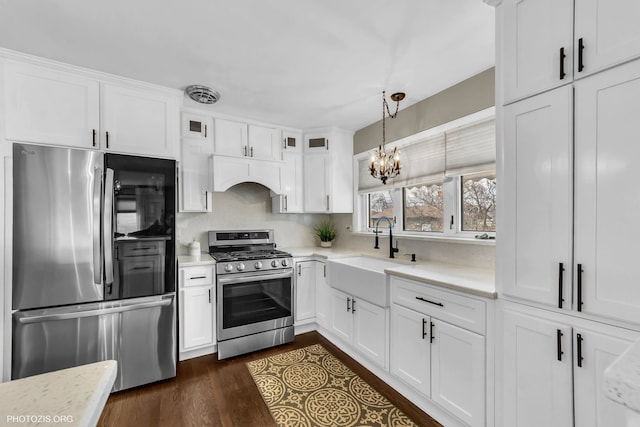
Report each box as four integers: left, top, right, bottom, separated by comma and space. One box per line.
347, 297, 351, 312
430, 321, 434, 343
577, 264, 584, 312
578, 38, 585, 72
131, 266, 151, 270
559, 47, 566, 80
188, 276, 207, 280
557, 329, 564, 361
208, 289, 211, 304
577, 333, 584, 367
558, 262, 565, 308
415, 296, 444, 307
132, 247, 153, 251
422, 319, 427, 340
106, 131, 110, 149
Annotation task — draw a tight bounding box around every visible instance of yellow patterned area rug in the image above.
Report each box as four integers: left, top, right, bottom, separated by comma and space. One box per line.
247, 344, 418, 427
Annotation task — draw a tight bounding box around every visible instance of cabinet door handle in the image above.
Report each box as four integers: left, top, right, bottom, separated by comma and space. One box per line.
422, 319, 427, 339
559, 47, 566, 80
347, 297, 351, 312
205, 191, 208, 211
243, 146, 247, 156
323, 264, 326, 277
415, 296, 444, 307
430, 321, 435, 343
326, 139, 329, 150
204, 124, 207, 138
578, 38, 585, 72
106, 131, 110, 149
577, 333, 584, 367
558, 262, 565, 308
208, 289, 211, 304
326, 195, 330, 211
577, 264, 584, 312
352, 298, 356, 313
250, 146, 254, 157
92, 129, 96, 147
297, 264, 301, 276
284, 195, 288, 212
557, 329, 564, 361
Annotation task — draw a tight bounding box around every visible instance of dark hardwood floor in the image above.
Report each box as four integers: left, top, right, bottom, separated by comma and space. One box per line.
98, 332, 442, 427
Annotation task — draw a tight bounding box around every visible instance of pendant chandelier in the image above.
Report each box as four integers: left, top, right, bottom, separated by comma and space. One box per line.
369, 90, 405, 184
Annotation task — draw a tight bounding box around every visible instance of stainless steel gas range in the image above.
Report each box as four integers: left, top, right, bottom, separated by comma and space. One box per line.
209, 229, 294, 359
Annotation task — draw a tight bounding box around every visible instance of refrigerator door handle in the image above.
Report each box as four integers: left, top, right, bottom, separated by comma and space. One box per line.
93, 167, 103, 286
104, 168, 115, 286
16, 297, 174, 324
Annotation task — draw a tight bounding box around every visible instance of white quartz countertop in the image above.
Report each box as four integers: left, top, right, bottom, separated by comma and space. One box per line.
284, 247, 496, 299
605, 338, 640, 413
178, 254, 215, 266
0, 360, 117, 427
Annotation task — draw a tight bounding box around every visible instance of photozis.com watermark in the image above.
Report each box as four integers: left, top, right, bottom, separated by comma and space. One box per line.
6, 415, 74, 424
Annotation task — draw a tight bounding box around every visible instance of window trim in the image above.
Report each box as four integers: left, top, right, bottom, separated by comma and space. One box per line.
352, 107, 496, 244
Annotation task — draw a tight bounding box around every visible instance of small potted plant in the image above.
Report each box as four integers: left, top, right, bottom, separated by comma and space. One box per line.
313, 219, 337, 248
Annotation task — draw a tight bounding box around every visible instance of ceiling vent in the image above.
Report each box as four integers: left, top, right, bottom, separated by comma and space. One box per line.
185, 85, 221, 104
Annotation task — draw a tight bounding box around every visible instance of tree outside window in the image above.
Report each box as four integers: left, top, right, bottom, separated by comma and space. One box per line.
461, 172, 496, 232
403, 183, 444, 232
368, 191, 393, 228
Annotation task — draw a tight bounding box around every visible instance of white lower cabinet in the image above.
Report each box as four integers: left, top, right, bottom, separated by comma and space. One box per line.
501, 303, 639, 427
390, 304, 431, 396
329, 287, 388, 369
178, 263, 215, 358
314, 261, 331, 329
294, 260, 316, 323
390, 276, 487, 427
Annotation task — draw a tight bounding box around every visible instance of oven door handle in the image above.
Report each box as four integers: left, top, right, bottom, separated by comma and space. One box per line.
218, 271, 293, 285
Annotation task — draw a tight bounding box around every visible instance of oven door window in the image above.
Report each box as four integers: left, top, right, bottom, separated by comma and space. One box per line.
222, 276, 292, 329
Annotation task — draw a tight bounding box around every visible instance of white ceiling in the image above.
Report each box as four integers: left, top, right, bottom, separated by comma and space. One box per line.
0, 0, 495, 131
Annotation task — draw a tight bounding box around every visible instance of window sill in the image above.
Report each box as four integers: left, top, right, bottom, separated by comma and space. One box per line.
351, 231, 496, 246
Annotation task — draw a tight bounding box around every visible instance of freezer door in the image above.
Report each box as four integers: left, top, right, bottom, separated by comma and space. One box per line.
13, 143, 104, 310
12, 294, 176, 392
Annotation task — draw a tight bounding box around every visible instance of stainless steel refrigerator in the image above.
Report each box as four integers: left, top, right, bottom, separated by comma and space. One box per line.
11, 143, 177, 392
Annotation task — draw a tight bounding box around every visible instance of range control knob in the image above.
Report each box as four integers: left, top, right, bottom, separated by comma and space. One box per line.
254, 261, 263, 270
281, 259, 288, 267
271, 260, 279, 268
224, 264, 233, 273
236, 263, 245, 272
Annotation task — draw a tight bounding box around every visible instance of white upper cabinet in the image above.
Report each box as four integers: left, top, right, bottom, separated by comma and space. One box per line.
248, 125, 281, 161
4, 61, 100, 148
101, 83, 177, 158
3, 59, 179, 158
273, 150, 303, 213
179, 138, 211, 212
303, 128, 353, 213
213, 118, 247, 157
574, 59, 640, 324
502, 86, 573, 308
502, 0, 640, 103
182, 112, 213, 142
213, 120, 281, 161
282, 130, 302, 153
574, 0, 640, 79
502, 0, 574, 103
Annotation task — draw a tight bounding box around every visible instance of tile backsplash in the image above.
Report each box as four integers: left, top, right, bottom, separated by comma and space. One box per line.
177, 183, 495, 270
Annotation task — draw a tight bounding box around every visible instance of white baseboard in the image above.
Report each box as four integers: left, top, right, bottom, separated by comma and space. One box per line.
179, 344, 216, 361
